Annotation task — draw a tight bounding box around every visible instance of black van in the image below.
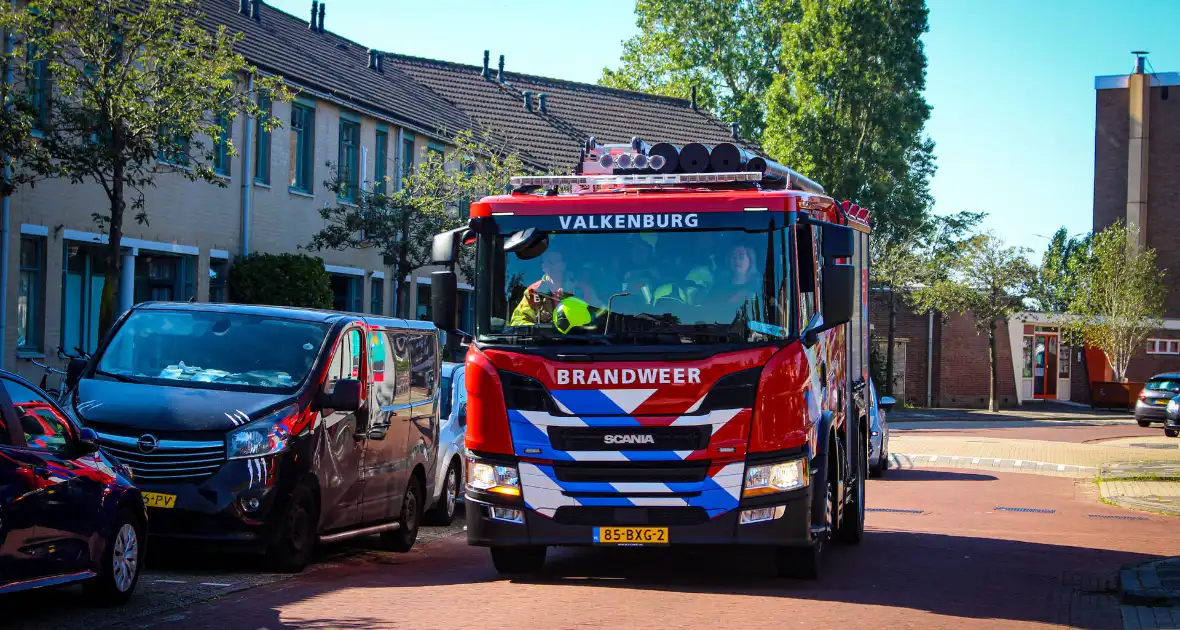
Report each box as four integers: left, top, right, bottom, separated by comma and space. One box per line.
60, 303, 441, 572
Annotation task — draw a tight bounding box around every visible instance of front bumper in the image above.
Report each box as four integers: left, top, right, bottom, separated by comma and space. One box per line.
1165, 412, 1180, 429
465, 488, 812, 548
135, 457, 287, 546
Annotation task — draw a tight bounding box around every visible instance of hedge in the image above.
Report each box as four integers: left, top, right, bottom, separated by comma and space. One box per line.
227, 252, 333, 309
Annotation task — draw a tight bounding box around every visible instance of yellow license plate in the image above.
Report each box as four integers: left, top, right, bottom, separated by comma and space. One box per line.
143, 492, 177, 509
593, 527, 668, 545
1156, 399, 1170, 405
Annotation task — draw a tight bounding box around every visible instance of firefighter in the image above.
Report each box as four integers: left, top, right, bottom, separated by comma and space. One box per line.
509, 251, 599, 326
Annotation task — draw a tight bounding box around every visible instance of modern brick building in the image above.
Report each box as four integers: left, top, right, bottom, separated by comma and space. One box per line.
3, 0, 752, 382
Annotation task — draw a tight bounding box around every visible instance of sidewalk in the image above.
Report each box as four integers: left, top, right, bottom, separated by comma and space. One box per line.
1119, 556, 1180, 629
890, 403, 1132, 423
1099, 462, 1180, 517
891, 435, 1180, 474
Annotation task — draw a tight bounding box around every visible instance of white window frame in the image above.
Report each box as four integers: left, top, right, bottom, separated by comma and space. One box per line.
1147, 338, 1180, 355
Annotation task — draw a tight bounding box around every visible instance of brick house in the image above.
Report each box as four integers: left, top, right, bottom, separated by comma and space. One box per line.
4, 0, 754, 382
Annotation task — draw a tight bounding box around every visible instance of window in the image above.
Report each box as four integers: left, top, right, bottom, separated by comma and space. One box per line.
330, 274, 362, 312
1147, 338, 1180, 355
400, 131, 416, 186
427, 139, 444, 158
374, 128, 389, 195
796, 224, 820, 329
409, 332, 438, 402
62, 243, 108, 355
337, 118, 360, 203
290, 103, 315, 192
1059, 342, 1070, 378
17, 237, 43, 351
26, 38, 51, 130
254, 92, 272, 184
323, 328, 364, 394
5, 379, 71, 452
210, 259, 229, 302
416, 283, 431, 321
386, 331, 412, 408
1022, 335, 1035, 378
459, 164, 474, 219
212, 114, 231, 176
158, 126, 191, 166
370, 277, 384, 315
134, 255, 196, 304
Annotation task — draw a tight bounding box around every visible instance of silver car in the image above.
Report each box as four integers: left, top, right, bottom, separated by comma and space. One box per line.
425, 362, 467, 524
868, 380, 895, 478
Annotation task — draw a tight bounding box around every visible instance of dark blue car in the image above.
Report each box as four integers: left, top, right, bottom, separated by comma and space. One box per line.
0, 370, 145, 604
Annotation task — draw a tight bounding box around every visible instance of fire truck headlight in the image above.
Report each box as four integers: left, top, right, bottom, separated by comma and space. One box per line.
743, 459, 807, 498
469, 462, 521, 497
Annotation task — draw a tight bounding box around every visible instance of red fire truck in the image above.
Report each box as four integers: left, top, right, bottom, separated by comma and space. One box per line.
430, 138, 872, 579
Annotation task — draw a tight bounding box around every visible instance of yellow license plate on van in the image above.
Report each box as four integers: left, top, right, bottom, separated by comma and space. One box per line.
593, 527, 668, 545
143, 492, 177, 509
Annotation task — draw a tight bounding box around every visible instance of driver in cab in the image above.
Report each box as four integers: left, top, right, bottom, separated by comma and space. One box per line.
509, 251, 600, 326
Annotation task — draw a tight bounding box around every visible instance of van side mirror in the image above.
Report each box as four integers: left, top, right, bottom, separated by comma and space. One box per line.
431, 270, 458, 332
321, 378, 363, 412
77, 427, 100, 455
879, 396, 896, 412
66, 358, 88, 389
432, 227, 468, 264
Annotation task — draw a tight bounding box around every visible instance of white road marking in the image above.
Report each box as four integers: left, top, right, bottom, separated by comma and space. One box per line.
1058, 465, 1066, 471
1014, 460, 1023, 467
929, 455, 938, 462
972, 458, 981, 464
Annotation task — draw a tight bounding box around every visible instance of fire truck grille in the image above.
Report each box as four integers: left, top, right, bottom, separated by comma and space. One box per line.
553, 506, 710, 527
547, 426, 709, 451
551, 461, 710, 484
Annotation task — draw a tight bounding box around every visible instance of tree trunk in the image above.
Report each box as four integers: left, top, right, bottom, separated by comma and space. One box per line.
885, 289, 896, 397
97, 162, 126, 338
988, 321, 999, 412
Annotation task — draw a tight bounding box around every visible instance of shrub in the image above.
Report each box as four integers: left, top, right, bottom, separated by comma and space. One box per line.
227, 253, 333, 309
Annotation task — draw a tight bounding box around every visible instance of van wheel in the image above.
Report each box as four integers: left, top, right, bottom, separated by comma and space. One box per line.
266, 484, 318, 573
1166, 429, 1179, 438
490, 546, 547, 574
1138, 419, 1152, 428
84, 509, 142, 605
383, 476, 423, 552
425, 462, 459, 526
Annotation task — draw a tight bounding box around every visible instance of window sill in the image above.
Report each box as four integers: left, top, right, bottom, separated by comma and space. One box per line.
254, 180, 272, 189
156, 160, 194, 173
213, 171, 231, 182
288, 188, 315, 199
337, 199, 359, 208
16, 350, 46, 359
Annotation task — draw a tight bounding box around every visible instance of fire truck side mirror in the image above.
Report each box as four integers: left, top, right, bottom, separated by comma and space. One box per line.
432, 228, 469, 265
431, 270, 458, 333
820, 264, 855, 328
821, 223, 855, 259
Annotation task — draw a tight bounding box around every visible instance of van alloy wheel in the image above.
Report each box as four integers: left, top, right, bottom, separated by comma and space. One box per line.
112, 523, 139, 593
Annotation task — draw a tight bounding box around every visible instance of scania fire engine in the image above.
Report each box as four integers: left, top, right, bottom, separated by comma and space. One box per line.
429, 138, 872, 578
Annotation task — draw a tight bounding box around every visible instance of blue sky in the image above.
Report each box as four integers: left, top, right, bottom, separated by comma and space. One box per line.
264, 0, 1178, 259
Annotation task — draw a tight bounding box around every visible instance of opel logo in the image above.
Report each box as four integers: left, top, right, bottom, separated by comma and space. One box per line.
137, 434, 159, 453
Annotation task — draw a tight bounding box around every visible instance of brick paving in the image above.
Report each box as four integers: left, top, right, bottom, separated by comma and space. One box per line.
892, 434, 1180, 470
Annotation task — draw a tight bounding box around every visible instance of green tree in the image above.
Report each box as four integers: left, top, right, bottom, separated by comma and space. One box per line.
763, 0, 934, 241
599, 0, 797, 139
310, 129, 523, 318
0, 32, 53, 198
914, 232, 1036, 411
228, 253, 333, 309
1030, 227, 1090, 313
2, 0, 290, 335
1064, 221, 1166, 383
870, 210, 984, 399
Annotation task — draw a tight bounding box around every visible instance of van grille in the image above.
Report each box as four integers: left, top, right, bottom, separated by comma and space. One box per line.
96, 433, 225, 482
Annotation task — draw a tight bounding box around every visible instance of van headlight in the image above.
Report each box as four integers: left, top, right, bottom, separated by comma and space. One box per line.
743, 458, 808, 498
469, 462, 521, 496
227, 405, 298, 460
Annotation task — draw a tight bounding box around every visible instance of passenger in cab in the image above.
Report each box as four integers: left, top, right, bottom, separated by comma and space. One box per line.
509, 251, 600, 326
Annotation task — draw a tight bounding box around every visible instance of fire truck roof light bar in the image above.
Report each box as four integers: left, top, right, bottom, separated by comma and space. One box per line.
510, 172, 764, 188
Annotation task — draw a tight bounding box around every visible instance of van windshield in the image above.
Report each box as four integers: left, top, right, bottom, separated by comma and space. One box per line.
96, 310, 331, 393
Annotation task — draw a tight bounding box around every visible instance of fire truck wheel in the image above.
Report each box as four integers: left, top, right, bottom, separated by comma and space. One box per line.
775, 451, 838, 579
836, 435, 866, 544
490, 546, 547, 574
1166, 428, 1179, 438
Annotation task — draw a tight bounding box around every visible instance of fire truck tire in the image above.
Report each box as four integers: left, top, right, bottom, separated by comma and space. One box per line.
490, 546, 547, 574
836, 434, 866, 544
1166, 428, 1179, 438
776, 452, 838, 579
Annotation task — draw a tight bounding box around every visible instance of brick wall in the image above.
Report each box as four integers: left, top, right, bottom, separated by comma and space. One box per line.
1093, 87, 1129, 235
869, 291, 933, 407
1146, 85, 1180, 317
936, 313, 1019, 408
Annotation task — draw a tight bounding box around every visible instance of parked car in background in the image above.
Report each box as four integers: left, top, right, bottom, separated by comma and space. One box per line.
868, 380, 895, 478
425, 362, 467, 525
1164, 397, 1180, 438
0, 370, 146, 604
1135, 373, 1180, 427
61, 303, 442, 573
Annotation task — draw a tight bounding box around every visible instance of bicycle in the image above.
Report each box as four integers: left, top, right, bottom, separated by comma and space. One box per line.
26, 346, 88, 402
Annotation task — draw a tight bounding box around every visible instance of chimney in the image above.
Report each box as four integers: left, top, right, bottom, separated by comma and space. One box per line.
523, 91, 533, 113
482, 50, 490, 80
318, 2, 325, 33
251, 0, 261, 21
309, 0, 317, 29
376, 52, 383, 73
731, 122, 739, 140
1133, 50, 1148, 74
239, 0, 249, 14
497, 54, 504, 83
691, 85, 698, 111
368, 48, 376, 69
538, 93, 548, 114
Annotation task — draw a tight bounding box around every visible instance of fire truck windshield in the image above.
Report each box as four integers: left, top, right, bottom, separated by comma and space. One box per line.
478, 227, 792, 346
